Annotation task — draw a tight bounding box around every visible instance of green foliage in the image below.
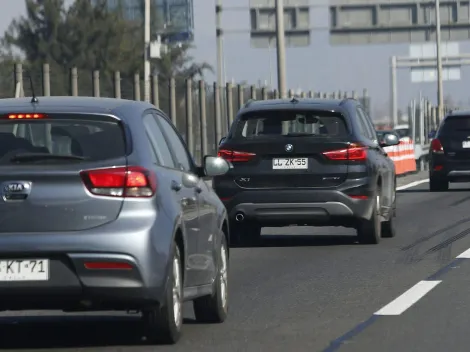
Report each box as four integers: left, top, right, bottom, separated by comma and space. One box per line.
0, 0, 211, 98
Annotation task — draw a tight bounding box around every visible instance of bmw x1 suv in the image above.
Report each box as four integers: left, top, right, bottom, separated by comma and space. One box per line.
0, 96, 231, 344
213, 98, 400, 245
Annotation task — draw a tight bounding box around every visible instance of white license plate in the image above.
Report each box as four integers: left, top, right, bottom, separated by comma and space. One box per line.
463, 141, 470, 148
0, 259, 49, 281
272, 158, 308, 169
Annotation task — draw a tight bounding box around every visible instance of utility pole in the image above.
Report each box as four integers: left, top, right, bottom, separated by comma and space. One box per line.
215, 0, 224, 130
435, 0, 444, 120
144, 0, 151, 102
390, 56, 397, 127
216, 0, 223, 92
275, 0, 287, 98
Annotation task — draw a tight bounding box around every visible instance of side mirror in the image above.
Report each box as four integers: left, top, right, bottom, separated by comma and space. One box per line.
379, 133, 400, 147
203, 155, 230, 177
428, 130, 436, 139
218, 137, 226, 146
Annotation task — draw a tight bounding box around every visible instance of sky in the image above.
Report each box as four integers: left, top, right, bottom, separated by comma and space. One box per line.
2, 0, 470, 120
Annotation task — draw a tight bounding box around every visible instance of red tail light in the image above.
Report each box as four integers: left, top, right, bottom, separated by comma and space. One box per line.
431, 139, 444, 153
322, 144, 367, 161
217, 149, 256, 162
80, 166, 157, 198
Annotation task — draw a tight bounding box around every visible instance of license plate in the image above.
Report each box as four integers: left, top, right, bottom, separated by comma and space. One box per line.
463, 141, 470, 148
272, 158, 308, 169
0, 259, 49, 281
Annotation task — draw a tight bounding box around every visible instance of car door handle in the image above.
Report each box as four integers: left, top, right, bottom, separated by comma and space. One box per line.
171, 180, 182, 192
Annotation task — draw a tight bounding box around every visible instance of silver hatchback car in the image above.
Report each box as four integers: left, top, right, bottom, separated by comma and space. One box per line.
0, 96, 230, 344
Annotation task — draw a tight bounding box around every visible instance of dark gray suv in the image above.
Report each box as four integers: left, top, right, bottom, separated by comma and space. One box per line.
214, 98, 400, 245
0, 96, 230, 344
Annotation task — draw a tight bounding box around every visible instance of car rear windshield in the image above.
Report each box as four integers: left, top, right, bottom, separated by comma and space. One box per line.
231, 110, 349, 139
440, 116, 470, 136
0, 115, 125, 164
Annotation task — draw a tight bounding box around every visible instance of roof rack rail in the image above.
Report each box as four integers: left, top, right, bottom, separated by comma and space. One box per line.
290, 97, 299, 103
243, 99, 256, 108
339, 97, 355, 106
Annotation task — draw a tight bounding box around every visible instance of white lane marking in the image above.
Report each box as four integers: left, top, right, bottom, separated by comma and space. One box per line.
396, 178, 429, 190
374, 280, 441, 316
456, 248, 470, 258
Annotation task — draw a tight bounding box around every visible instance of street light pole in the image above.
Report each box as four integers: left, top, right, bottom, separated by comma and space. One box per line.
435, 0, 444, 120
275, 0, 287, 98
144, 0, 151, 102
216, 0, 223, 95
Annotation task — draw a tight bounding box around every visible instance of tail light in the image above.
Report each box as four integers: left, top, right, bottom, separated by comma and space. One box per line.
431, 139, 444, 154
80, 166, 157, 197
218, 149, 256, 162
322, 144, 367, 161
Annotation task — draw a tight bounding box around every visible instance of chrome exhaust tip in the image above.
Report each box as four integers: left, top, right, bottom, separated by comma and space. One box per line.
235, 213, 245, 222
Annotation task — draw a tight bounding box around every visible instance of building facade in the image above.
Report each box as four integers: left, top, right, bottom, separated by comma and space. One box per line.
91, 0, 194, 42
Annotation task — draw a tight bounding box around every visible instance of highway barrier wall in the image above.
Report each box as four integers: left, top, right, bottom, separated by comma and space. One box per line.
9, 63, 372, 164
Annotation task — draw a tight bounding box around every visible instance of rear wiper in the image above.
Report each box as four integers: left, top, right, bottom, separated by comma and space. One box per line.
9, 153, 86, 163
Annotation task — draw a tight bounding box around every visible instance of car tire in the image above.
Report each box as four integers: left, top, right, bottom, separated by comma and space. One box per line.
230, 221, 261, 246
142, 243, 183, 345
357, 189, 381, 244
429, 176, 448, 192
381, 190, 396, 238
193, 232, 229, 323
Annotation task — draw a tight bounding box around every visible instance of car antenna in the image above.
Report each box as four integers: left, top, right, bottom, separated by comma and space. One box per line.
290, 97, 299, 103
24, 71, 39, 104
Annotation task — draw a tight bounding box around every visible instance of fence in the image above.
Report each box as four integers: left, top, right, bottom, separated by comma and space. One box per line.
9, 63, 371, 164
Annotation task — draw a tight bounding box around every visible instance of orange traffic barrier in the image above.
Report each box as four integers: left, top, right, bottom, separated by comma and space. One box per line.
383, 137, 416, 175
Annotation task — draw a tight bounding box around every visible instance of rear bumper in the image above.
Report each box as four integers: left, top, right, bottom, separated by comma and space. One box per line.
430, 157, 470, 182
0, 211, 174, 311
221, 188, 375, 227
0, 255, 157, 311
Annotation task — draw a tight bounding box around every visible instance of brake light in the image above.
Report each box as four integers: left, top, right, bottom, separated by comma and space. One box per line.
80, 166, 157, 197
218, 149, 256, 162
7, 113, 46, 119
431, 138, 444, 153
322, 144, 367, 161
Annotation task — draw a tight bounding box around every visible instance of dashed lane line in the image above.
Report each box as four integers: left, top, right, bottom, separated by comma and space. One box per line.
374, 280, 441, 316
323, 227, 470, 351
396, 178, 429, 191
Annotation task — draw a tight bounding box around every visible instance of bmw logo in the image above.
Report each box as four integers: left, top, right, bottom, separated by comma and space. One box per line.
285, 144, 293, 152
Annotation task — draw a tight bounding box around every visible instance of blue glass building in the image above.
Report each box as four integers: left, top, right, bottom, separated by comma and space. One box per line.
91, 0, 194, 42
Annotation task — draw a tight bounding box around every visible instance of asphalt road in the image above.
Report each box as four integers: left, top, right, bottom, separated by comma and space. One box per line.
4, 173, 470, 351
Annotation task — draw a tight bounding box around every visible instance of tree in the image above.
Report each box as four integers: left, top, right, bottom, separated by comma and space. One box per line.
0, 53, 21, 98
0, 0, 212, 100
1, 0, 67, 65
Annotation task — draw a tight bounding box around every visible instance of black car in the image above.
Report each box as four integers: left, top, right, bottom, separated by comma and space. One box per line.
213, 98, 400, 245
429, 110, 470, 191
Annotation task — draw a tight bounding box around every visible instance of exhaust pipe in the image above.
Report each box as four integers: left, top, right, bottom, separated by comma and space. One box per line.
235, 212, 245, 222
